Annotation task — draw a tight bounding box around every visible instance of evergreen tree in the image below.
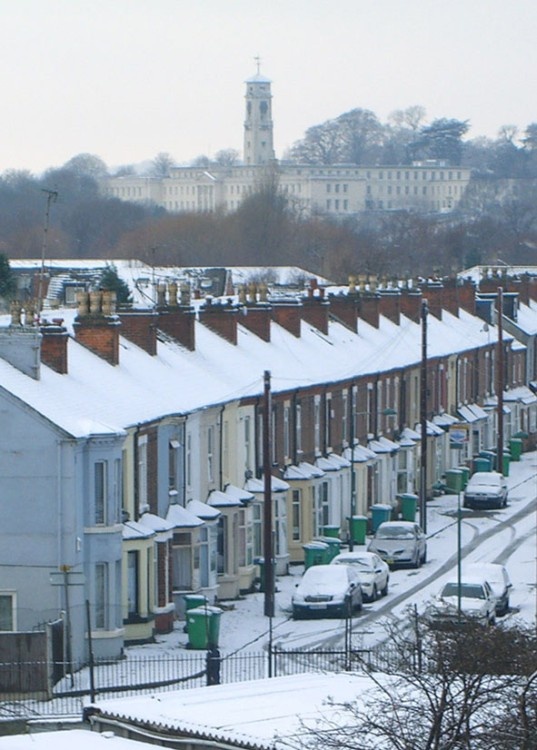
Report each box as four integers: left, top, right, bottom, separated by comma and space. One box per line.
98, 264, 132, 304
0, 253, 16, 301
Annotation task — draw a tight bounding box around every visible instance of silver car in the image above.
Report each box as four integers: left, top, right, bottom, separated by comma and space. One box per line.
427, 578, 497, 627
367, 521, 427, 568
331, 551, 390, 602
292, 564, 363, 619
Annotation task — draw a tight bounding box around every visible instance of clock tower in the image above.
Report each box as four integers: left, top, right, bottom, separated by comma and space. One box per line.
243, 58, 275, 166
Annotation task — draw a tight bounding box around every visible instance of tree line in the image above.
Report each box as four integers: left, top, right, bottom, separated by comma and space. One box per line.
0, 105, 536, 281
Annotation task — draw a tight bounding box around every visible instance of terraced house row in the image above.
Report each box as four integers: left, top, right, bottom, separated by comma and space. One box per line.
1, 268, 536, 665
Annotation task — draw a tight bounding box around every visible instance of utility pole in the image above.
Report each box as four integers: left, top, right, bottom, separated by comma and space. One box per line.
419, 299, 428, 533
37, 188, 58, 319
496, 287, 504, 473
348, 383, 356, 551
263, 370, 275, 619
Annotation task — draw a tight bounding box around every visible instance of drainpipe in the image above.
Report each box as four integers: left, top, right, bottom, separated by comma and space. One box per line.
218, 404, 225, 489
133, 425, 140, 521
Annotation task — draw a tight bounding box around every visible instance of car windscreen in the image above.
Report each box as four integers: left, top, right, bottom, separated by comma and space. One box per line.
376, 526, 415, 540
441, 583, 485, 599
336, 558, 371, 569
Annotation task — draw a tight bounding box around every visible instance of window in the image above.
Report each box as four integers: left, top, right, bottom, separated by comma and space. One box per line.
325, 395, 332, 450
95, 563, 108, 630
0, 593, 15, 631
283, 404, 290, 459
320, 482, 329, 526
296, 402, 302, 454
253, 503, 262, 557
217, 515, 227, 574
127, 551, 138, 617
244, 416, 252, 474
199, 526, 210, 586
207, 426, 214, 482
94, 461, 107, 525
113, 458, 121, 524
186, 433, 192, 490
292, 489, 301, 541
169, 439, 180, 493
137, 436, 148, 513
238, 509, 251, 567
342, 390, 348, 444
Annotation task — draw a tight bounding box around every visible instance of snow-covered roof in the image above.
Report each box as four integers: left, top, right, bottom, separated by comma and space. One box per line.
166, 503, 204, 528
91, 672, 382, 750
0, 280, 525, 442
0, 729, 148, 750
515, 300, 537, 335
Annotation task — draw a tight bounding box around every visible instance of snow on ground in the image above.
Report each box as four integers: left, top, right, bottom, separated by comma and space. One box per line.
128, 451, 537, 658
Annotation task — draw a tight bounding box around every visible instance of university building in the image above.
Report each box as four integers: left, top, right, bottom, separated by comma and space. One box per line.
105, 70, 471, 216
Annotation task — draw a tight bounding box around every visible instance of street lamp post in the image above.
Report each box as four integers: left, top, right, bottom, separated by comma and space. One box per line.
420, 300, 429, 533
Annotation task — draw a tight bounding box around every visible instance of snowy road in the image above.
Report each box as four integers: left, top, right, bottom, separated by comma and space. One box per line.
138, 452, 537, 660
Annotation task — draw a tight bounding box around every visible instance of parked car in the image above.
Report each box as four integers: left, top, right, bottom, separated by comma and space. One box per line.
367, 521, 427, 568
331, 551, 389, 602
292, 564, 363, 619
464, 562, 512, 616
427, 577, 497, 627
463, 471, 508, 510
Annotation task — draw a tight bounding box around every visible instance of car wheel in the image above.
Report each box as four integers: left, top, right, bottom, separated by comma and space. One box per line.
413, 551, 420, 569
355, 593, 363, 613
381, 578, 389, 597
292, 608, 302, 621
421, 548, 427, 564
371, 584, 378, 602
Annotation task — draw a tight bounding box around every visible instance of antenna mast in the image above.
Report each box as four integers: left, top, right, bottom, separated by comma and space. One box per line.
37, 188, 58, 321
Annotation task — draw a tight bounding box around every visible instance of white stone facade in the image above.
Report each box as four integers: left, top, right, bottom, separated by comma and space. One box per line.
104, 72, 471, 216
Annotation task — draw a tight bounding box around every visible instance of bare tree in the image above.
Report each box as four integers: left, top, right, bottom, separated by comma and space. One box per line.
151, 152, 176, 177
288, 617, 537, 750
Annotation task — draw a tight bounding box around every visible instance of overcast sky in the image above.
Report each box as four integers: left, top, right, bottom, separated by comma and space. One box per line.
0, 0, 535, 175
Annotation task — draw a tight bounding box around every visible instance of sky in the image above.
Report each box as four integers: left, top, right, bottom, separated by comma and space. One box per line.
0, 0, 536, 175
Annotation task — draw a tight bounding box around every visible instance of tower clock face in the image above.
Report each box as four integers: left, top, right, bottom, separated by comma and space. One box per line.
260, 101, 268, 115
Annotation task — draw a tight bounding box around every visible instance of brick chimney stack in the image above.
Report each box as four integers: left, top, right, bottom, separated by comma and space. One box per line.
419, 280, 443, 320
40, 318, 69, 374
157, 283, 196, 351
399, 282, 422, 323
239, 284, 272, 342
118, 310, 158, 355
73, 290, 121, 365
457, 277, 476, 315
271, 297, 302, 337
302, 282, 330, 334
328, 287, 358, 333
199, 297, 239, 345
440, 277, 460, 317
357, 276, 380, 329
378, 283, 401, 325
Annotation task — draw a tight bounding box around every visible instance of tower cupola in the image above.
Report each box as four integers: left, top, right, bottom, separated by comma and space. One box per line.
243, 57, 275, 166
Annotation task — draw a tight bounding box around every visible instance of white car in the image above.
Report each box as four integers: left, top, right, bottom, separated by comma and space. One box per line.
463, 471, 508, 510
292, 564, 363, 619
464, 562, 512, 616
331, 551, 389, 602
427, 576, 496, 627
367, 521, 427, 568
